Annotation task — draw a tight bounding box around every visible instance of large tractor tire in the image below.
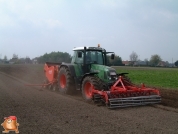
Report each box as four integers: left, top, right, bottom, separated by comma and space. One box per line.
82, 76, 104, 102
58, 66, 75, 94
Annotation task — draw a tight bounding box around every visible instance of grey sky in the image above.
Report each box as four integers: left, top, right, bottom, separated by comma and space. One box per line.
0, 0, 178, 62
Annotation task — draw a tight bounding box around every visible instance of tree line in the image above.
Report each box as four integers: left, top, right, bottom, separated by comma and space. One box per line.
37, 52, 72, 63
129, 51, 178, 67
0, 51, 123, 66
1, 51, 178, 67
37, 52, 123, 66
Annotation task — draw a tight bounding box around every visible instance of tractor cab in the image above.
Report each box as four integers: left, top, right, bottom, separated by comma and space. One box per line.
72, 45, 104, 75
71, 44, 114, 68
71, 44, 117, 87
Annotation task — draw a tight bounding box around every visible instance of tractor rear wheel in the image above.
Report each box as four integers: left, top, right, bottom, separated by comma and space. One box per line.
58, 67, 75, 94
82, 76, 104, 102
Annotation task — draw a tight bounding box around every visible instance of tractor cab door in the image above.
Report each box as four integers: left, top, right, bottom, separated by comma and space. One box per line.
74, 51, 91, 73
71, 51, 84, 76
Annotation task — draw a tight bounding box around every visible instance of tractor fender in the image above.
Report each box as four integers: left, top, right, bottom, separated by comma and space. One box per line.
59, 63, 76, 77
80, 72, 98, 86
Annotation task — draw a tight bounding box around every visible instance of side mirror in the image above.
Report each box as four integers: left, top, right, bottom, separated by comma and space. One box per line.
77, 51, 82, 58
111, 54, 115, 59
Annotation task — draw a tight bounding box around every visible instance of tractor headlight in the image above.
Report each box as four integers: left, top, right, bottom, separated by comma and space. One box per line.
109, 71, 118, 80
108, 76, 111, 80
114, 76, 118, 80
105, 71, 117, 80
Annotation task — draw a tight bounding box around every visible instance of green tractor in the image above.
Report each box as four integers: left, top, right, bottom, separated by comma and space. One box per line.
58, 45, 117, 101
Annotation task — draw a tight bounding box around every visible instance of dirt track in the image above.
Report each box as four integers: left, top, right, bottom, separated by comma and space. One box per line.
0, 64, 178, 134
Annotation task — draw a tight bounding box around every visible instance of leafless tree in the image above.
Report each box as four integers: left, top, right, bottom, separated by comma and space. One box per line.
130, 51, 138, 65
13, 54, 18, 59
4, 55, 7, 61
144, 58, 149, 66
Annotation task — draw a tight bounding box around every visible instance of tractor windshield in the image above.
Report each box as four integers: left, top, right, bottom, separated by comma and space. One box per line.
72, 50, 105, 65
86, 51, 104, 65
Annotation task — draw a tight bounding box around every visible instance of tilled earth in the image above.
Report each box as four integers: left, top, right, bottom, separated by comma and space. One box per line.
0, 64, 178, 134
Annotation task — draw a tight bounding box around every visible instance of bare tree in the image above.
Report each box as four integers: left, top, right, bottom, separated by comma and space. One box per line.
144, 58, 149, 66
149, 54, 161, 66
130, 51, 138, 65
4, 55, 7, 61
13, 54, 18, 59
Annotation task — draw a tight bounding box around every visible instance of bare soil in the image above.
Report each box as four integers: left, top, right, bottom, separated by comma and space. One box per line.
0, 64, 178, 134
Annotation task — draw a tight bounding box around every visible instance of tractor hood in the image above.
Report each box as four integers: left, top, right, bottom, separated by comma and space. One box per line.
90, 64, 116, 73
90, 64, 117, 82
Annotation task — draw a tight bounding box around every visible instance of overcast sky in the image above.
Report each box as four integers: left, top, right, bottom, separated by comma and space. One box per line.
0, 0, 178, 62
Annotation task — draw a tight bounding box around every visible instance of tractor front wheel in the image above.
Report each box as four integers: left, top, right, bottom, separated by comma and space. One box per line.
82, 76, 103, 102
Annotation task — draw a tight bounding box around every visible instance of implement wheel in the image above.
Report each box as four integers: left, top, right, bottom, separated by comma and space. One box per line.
58, 66, 75, 94
52, 83, 58, 92
43, 78, 49, 89
82, 76, 104, 102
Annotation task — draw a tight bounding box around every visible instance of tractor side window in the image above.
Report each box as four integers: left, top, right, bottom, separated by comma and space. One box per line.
71, 52, 76, 63
75, 51, 83, 64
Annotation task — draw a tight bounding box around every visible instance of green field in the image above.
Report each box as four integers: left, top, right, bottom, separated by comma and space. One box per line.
113, 66, 178, 90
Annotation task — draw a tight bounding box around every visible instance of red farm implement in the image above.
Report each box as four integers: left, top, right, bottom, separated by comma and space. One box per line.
90, 75, 161, 108
43, 62, 61, 91
26, 62, 61, 91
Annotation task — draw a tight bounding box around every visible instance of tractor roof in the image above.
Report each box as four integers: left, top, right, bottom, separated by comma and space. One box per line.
73, 46, 105, 51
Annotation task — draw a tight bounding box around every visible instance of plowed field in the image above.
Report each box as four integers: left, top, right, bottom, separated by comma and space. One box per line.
0, 64, 178, 134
